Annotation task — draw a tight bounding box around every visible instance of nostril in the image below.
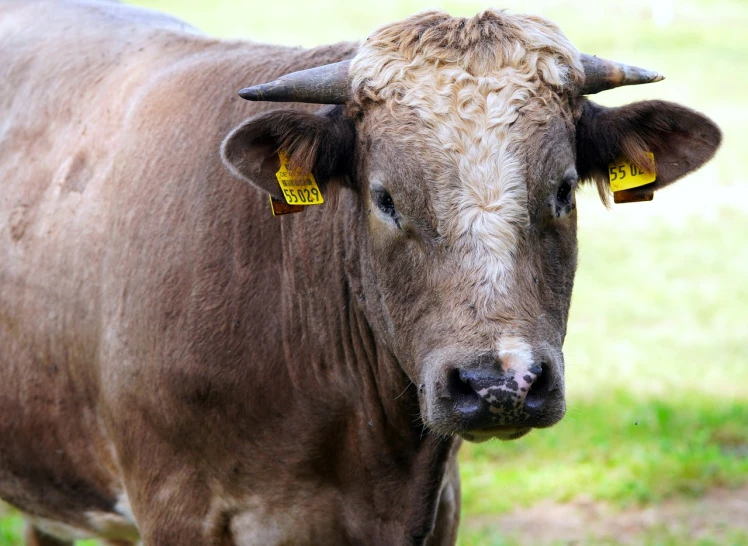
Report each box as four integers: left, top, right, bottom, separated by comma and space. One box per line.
448, 368, 476, 397
447, 368, 481, 413
524, 363, 552, 411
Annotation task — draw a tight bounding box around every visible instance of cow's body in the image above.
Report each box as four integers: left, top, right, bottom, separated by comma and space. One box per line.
1, 1, 460, 544
0, 1, 722, 545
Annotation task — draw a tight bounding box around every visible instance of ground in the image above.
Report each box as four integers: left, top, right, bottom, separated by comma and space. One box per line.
463, 486, 748, 545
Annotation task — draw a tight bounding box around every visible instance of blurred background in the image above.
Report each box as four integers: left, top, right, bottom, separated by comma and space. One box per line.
2, 0, 746, 544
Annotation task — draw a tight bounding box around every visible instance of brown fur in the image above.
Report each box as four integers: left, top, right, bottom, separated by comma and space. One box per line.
1, 1, 720, 544
0, 1, 454, 544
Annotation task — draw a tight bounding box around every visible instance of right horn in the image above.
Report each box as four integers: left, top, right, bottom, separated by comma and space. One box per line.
580, 53, 664, 95
238, 60, 351, 104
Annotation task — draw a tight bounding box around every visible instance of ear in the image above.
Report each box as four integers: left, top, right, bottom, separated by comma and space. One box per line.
221, 105, 355, 201
576, 99, 722, 200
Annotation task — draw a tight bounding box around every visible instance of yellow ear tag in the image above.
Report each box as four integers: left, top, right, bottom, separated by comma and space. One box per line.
275, 151, 324, 206
608, 152, 656, 192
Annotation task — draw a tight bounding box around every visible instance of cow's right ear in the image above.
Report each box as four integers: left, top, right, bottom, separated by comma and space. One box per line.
221, 105, 355, 200
575, 99, 722, 202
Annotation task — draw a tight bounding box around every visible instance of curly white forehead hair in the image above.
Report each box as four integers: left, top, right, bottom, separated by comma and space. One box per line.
350, 9, 583, 103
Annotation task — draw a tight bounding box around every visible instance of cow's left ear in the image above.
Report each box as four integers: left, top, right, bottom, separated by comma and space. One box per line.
576, 99, 722, 199
221, 105, 354, 201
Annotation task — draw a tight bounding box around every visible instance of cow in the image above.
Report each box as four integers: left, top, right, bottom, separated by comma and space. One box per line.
0, 1, 721, 544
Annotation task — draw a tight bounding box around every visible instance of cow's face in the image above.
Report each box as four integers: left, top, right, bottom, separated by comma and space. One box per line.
222, 11, 721, 442
354, 107, 578, 442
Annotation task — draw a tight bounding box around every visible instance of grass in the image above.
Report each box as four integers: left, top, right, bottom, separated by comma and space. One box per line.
460, 393, 748, 512
0, 512, 21, 546
2, 0, 747, 544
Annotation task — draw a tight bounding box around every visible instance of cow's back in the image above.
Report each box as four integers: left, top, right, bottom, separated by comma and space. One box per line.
0, 1, 355, 540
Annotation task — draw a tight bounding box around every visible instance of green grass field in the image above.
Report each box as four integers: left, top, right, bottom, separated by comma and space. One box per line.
2, 0, 746, 544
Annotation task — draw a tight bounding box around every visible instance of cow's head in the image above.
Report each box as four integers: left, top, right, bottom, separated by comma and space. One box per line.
222, 10, 721, 442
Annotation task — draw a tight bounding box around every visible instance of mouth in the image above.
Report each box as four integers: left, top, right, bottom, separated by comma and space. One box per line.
459, 425, 532, 442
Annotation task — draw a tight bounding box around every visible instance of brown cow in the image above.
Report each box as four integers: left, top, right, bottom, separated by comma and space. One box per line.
0, 1, 721, 545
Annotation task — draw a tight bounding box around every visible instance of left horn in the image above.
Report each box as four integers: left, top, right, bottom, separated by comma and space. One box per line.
580, 53, 664, 95
238, 60, 351, 104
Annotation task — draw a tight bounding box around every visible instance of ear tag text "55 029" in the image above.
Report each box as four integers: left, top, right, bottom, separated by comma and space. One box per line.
269, 151, 324, 216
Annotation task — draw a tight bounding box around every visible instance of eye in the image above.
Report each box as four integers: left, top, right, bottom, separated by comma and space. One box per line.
374, 188, 397, 218
557, 180, 573, 204
552, 169, 578, 219
370, 181, 402, 229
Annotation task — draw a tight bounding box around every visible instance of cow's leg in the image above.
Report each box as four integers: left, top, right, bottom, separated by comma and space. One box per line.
23, 524, 72, 546
116, 443, 216, 545
120, 470, 210, 546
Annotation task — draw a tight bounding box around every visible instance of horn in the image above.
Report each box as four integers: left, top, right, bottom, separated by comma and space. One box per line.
580, 53, 664, 94
237, 54, 662, 101
238, 60, 351, 104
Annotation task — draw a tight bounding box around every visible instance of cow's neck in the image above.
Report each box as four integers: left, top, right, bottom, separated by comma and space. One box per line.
273, 192, 455, 540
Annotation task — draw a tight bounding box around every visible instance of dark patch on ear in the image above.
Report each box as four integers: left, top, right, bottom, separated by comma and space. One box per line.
221, 105, 355, 199
576, 99, 722, 202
